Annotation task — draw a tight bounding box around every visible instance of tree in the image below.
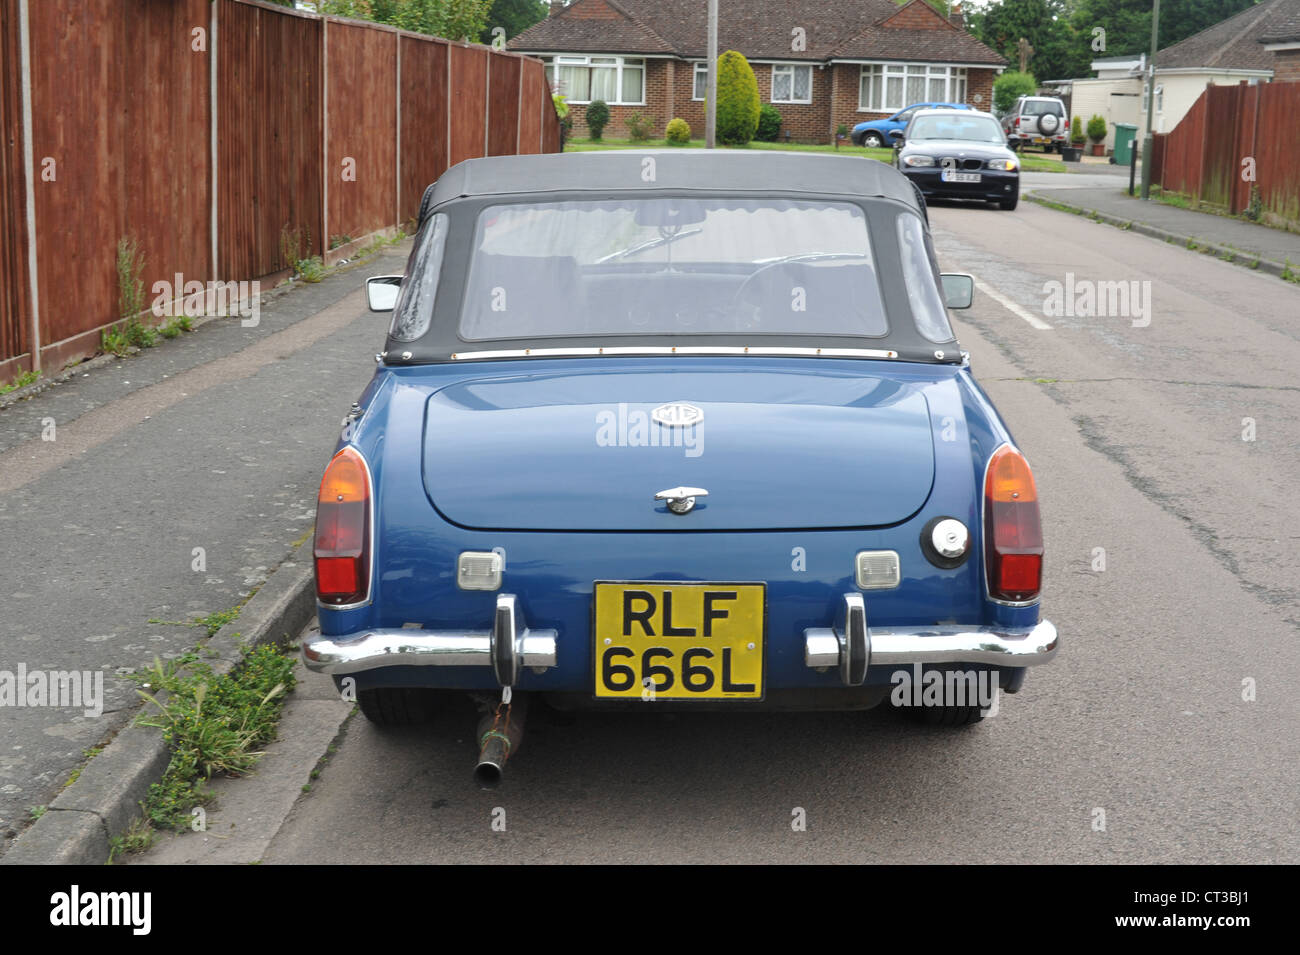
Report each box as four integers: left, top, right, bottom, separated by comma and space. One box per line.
714, 51, 760, 145
1067, 0, 1259, 63
294, 0, 494, 43
480, 0, 548, 45
967, 0, 1083, 82
384, 0, 493, 41
993, 70, 1038, 113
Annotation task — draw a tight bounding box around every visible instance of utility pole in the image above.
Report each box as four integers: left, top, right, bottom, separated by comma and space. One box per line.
706, 0, 718, 148
1140, 0, 1160, 199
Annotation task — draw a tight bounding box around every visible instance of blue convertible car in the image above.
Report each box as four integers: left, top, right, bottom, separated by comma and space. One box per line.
304, 151, 1058, 786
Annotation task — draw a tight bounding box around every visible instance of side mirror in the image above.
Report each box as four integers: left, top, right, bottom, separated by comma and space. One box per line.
366, 275, 403, 312
888, 129, 904, 143
940, 273, 974, 309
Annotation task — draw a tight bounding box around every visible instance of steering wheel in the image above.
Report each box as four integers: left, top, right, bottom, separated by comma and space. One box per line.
728, 254, 867, 331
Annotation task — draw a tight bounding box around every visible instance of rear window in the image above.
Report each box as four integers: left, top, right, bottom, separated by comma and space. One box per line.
1022, 100, 1064, 116
909, 115, 1004, 143
458, 198, 888, 341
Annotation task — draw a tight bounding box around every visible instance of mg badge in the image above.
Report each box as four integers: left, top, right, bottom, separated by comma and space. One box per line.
651, 402, 703, 428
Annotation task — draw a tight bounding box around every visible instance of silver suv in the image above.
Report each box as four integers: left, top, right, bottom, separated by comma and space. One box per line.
1001, 96, 1068, 153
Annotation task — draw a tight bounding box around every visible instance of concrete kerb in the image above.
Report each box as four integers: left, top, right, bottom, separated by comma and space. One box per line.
0, 544, 317, 865
1024, 191, 1290, 280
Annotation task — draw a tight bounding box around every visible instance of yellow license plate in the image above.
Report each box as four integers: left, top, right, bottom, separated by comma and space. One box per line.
594, 582, 765, 700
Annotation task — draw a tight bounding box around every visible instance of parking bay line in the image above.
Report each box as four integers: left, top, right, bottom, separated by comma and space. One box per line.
973, 278, 1053, 331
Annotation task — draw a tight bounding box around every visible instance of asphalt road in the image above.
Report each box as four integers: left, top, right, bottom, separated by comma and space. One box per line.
252, 200, 1298, 864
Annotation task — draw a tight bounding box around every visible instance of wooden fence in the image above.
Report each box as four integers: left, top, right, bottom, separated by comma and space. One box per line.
0, 0, 561, 384
1152, 80, 1300, 230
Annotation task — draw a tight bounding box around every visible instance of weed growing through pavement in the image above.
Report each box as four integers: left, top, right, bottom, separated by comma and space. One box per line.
295, 256, 326, 283
280, 222, 310, 271
62, 745, 104, 789
0, 368, 39, 395
103, 236, 158, 356
148, 606, 240, 638
158, 316, 193, 339
108, 817, 158, 862
117, 644, 295, 850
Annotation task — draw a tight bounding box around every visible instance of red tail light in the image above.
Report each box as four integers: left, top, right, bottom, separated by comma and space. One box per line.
315, 447, 371, 605
983, 445, 1043, 602
1013, 116, 1020, 127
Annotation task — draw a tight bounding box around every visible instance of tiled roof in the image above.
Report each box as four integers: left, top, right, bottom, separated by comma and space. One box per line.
511, 0, 1005, 65
833, 25, 1006, 64
1157, 0, 1294, 70
1259, 0, 1300, 42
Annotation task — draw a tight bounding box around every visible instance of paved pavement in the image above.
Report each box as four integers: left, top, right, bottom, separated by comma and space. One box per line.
1026, 184, 1300, 273
0, 245, 410, 852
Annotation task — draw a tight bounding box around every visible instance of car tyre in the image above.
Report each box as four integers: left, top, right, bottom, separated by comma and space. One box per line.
863, 131, 885, 148
999, 191, 1019, 211
357, 686, 440, 726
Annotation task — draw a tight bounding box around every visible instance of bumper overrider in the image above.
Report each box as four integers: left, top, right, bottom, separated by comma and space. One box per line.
802, 592, 1057, 685
304, 592, 1058, 688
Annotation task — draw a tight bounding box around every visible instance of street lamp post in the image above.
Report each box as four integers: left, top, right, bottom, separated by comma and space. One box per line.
705, 0, 718, 148
1140, 0, 1160, 199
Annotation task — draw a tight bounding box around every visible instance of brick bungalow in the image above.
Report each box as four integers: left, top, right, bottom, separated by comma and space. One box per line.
1260, 0, 1300, 82
510, 0, 1006, 143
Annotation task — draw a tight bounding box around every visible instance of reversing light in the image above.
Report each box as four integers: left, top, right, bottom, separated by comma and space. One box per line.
315, 447, 371, 606
855, 550, 901, 590
983, 445, 1043, 602
457, 551, 503, 591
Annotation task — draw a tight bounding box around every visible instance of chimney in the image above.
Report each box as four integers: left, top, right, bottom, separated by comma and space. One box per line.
949, 2, 965, 30
549, 0, 565, 16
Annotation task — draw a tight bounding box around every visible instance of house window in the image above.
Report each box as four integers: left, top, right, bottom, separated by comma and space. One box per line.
858, 64, 968, 112
546, 55, 646, 105
693, 62, 708, 100
771, 64, 813, 104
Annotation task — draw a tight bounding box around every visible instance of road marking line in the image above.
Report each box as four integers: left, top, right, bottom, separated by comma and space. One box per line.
973, 278, 1053, 330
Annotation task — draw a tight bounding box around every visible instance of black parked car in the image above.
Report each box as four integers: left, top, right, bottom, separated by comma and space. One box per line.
891, 109, 1020, 211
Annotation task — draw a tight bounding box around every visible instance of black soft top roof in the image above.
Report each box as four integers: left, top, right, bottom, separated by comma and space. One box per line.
393, 150, 959, 366
422, 150, 921, 212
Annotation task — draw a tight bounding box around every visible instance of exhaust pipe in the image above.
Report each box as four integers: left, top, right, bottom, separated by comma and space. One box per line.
474, 694, 527, 790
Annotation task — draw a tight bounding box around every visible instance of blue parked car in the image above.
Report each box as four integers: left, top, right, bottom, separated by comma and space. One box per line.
304, 151, 1058, 788
853, 101, 972, 147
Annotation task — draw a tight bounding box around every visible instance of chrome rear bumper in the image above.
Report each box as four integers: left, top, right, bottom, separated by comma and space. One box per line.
304, 593, 557, 686
804, 592, 1058, 685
